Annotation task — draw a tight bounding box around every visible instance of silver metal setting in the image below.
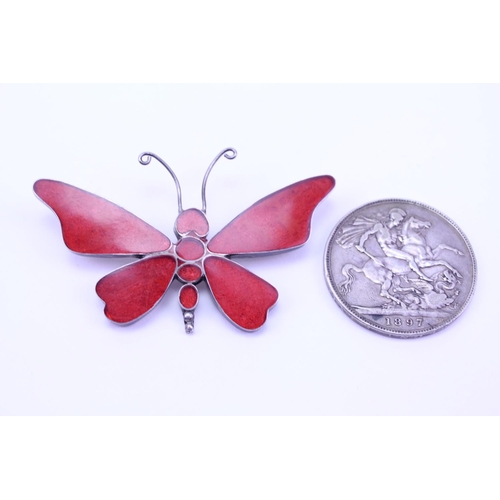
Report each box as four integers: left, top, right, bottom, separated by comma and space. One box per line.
201, 147, 237, 213
324, 199, 476, 338
139, 152, 184, 213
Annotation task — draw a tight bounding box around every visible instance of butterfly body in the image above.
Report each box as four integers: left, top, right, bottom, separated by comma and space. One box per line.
34, 149, 334, 333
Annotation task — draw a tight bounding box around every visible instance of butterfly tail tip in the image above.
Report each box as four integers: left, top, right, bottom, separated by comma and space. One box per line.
183, 311, 195, 334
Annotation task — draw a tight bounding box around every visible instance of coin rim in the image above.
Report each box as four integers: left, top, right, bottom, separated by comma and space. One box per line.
324, 199, 477, 338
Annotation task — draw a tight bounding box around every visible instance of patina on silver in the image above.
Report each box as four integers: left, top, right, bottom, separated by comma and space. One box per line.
324, 199, 476, 338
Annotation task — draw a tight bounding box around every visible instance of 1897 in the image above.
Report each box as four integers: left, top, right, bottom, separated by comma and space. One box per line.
385, 317, 423, 327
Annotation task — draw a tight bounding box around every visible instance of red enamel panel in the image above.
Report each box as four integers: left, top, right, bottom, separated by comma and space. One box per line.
177, 263, 203, 282
95, 255, 176, 323
207, 176, 334, 255
179, 284, 199, 309
208, 176, 334, 255
204, 256, 278, 330
34, 179, 171, 255
175, 237, 205, 260
175, 208, 209, 236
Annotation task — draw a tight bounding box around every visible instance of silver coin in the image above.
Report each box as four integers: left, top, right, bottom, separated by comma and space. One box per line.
324, 199, 476, 338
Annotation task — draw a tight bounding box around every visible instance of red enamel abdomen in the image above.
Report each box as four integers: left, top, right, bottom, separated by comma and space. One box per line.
177, 263, 203, 283
175, 237, 205, 261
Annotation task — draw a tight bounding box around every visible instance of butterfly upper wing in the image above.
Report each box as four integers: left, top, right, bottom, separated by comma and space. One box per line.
204, 256, 278, 331
96, 255, 177, 324
34, 179, 171, 256
207, 175, 335, 256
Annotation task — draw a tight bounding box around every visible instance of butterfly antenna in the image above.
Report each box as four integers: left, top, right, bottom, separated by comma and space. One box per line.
139, 152, 183, 213
201, 147, 237, 213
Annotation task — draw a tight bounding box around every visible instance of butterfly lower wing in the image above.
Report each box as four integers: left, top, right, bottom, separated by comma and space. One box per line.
96, 255, 176, 324
204, 256, 278, 331
207, 176, 334, 255
34, 179, 171, 255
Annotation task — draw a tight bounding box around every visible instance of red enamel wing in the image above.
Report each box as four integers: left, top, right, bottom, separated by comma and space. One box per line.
34, 148, 335, 333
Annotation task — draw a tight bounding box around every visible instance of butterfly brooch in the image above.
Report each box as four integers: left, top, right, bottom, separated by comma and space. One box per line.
34, 148, 335, 333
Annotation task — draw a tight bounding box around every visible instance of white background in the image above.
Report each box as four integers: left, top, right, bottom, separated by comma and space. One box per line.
1, 84, 498, 416
1, 1, 500, 497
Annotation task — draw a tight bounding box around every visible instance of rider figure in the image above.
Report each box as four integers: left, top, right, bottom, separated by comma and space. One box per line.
355, 208, 431, 281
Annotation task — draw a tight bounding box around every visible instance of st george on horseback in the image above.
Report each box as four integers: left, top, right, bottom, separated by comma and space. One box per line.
336, 208, 463, 308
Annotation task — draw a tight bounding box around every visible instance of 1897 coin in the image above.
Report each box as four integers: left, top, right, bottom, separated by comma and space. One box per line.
324, 199, 476, 338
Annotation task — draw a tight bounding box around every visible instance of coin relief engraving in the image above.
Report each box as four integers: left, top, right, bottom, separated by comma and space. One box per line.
324, 200, 476, 337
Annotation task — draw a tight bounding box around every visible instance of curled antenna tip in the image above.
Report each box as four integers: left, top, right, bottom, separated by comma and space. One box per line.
138, 152, 152, 165
137, 151, 183, 213
223, 148, 237, 160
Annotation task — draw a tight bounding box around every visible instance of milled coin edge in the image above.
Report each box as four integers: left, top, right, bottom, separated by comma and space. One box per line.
324, 198, 477, 338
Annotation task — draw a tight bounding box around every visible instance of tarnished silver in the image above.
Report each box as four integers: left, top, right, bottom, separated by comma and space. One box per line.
138, 148, 238, 215
201, 147, 237, 213
139, 152, 184, 213
324, 199, 476, 338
